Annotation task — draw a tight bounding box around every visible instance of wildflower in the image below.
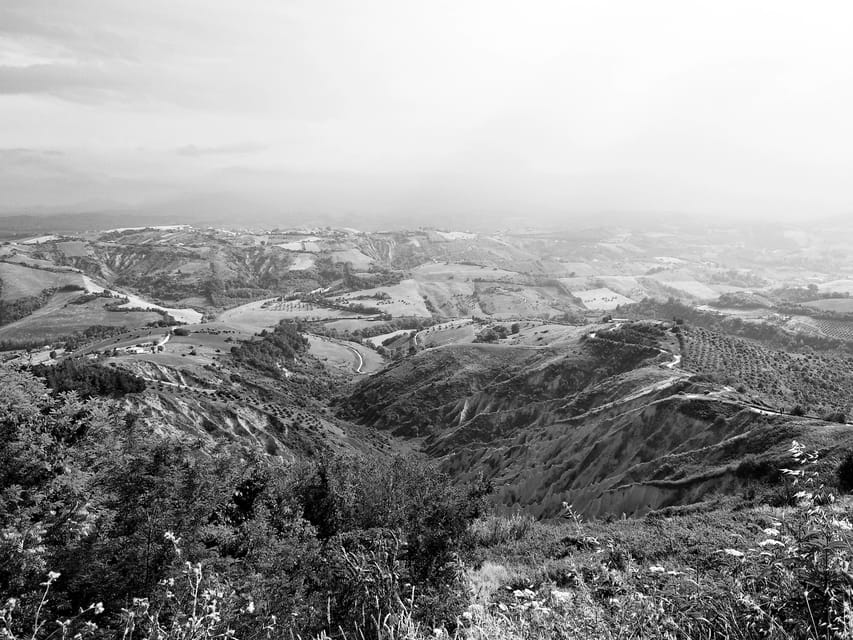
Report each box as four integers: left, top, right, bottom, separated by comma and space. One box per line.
832, 518, 853, 531
246, 601, 255, 614
48, 571, 61, 581
758, 539, 785, 547
648, 566, 666, 573
93, 602, 104, 615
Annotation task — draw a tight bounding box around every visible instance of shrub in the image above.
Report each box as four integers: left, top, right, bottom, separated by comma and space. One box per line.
836, 451, 853, 493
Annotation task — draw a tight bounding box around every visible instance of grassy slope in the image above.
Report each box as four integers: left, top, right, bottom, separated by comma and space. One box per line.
0, 262, 84, 300
0, 293, 161, 343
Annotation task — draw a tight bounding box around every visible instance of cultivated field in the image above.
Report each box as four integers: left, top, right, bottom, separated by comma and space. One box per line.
410, 262, 518, 280
819, 279, 853, 295
307, 335, 385, 374
330, 249, 373, 269
680, 325, 853, 413
336, 280, 432, 317
571, 287, 635, 310
218, 298, 352, 330
804, 298, 853, 313
288, 254, 316, 270
365, 329, 414, 348
785, 315, 853, 341
0, 293, 162, 343
414, 319, 476, 348
0, 262, 85, 300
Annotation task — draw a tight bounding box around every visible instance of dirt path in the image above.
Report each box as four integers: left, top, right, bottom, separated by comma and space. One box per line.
343, 342, 365, 373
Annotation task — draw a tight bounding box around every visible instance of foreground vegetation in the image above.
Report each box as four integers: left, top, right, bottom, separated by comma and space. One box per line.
3, 359, 853, 639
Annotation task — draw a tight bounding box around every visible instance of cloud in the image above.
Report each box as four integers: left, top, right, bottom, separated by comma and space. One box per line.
0, 63, 124, 98
175, 142, 268, 157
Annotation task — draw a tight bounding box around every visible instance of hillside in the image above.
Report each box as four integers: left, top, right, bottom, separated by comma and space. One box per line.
343, 320, 853, 517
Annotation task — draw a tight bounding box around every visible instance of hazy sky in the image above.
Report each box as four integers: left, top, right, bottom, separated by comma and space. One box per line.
2, 0, 853, 223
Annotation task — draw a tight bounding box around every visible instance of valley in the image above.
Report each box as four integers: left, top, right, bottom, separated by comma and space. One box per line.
3, 220, 853, 518
5, 219, 853, 639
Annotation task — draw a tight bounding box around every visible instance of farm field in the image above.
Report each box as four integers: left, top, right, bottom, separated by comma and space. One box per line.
0, 292, 162, 344
217, 298, 354, 330
336, 279, 432, 317
275, 237, 322, 252
0, 262, 85, 300
819, 280, 853, 295
654, 279, 718, 300
508, 323, 591, 347
804, 298, 853, 313
785, 315, 853, 341
322, 318, 385, 332
81, 276, 203, 324
307, 335, 385, 374
330, 249, 373, 269
365, 329, 413, 348
288, 253, 315, 270
410, 262, 518, 280
679, 325, 853, 414
571, 287, 635, 310
474, 284, 569, 318
416, 319, 476, 348
811, 318, 853, 340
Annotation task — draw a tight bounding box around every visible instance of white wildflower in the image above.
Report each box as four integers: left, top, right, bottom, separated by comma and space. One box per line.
832, 519, 853, 531
758, 539, 785, 547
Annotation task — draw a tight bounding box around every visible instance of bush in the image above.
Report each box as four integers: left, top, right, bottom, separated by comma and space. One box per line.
837, 451, 853, 493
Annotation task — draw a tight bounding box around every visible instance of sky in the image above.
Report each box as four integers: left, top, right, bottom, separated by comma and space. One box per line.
1, 0, 853, 226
